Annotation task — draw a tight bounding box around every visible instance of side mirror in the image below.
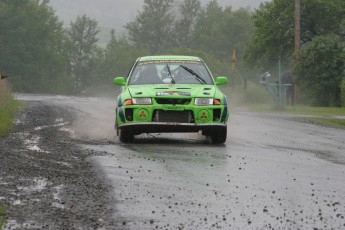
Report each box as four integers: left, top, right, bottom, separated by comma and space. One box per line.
215, 76, 228, 85
113, 77, 126, 86
0, 74, 8, 80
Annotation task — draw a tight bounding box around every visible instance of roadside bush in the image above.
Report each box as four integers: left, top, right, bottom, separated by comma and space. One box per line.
341, 80, 345, 107
296, 35, 345, 107
0, 81, 20, 137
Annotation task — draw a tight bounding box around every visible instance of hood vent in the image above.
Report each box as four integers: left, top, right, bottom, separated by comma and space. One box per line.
154, 87, 169, 90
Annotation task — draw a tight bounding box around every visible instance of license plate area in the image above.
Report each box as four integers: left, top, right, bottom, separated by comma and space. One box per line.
154, 110, 194, 123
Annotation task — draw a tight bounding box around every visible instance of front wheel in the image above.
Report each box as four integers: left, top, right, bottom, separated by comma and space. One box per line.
208, 126, 227, 144
118, 128, 134, 143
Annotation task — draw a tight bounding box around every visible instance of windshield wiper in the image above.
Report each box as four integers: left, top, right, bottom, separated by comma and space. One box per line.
166, 64, 175, 84
179, 65, 206, 84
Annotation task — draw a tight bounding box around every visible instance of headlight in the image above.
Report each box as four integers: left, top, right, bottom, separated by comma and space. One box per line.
195, 98, 213, 105
132, 98, 152, 105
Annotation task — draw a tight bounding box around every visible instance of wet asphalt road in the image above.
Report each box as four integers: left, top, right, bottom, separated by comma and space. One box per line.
16, 94, 345, 229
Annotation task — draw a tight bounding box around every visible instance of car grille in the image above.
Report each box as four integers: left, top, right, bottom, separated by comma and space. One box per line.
154, 98, 191, 105
153, 110, 193, 123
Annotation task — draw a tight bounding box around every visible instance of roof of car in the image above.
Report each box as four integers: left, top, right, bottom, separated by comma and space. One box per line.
138, 55, 202, 62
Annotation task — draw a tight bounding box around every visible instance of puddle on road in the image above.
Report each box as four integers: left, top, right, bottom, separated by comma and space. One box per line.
13, 94, 345, 229
5, 220, 42, 230
24, 136, 50, 153
269, 145, 345, 165
83, 140, 345, 229
52, 185, 65, 209
33, 118, 69, 131
16, 177, 49, 194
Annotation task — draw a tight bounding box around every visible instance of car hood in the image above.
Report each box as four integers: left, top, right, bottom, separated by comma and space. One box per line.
127, 84, 218, 98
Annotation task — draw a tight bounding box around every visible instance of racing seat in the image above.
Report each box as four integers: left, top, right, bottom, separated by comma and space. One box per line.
139, 65, 162, 84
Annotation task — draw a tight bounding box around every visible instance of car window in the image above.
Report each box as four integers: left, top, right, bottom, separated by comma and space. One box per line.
128, 61, 213, 85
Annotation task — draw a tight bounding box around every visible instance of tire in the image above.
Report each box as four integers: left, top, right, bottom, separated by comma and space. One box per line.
119, 128, 133, 143
209, 126, 227, 144
115, 117, 118, 133
115, 108, 119, 134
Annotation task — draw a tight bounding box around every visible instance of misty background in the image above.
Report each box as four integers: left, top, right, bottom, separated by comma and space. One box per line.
49, 0, 265, 37
1, 0, 344, 107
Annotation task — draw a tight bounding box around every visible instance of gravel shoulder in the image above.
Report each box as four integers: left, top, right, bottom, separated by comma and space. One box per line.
0, 101, 116, 229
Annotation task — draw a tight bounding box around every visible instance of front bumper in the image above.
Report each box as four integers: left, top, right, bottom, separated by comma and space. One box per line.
118, 104, 228, 124
118, 122, 227, 135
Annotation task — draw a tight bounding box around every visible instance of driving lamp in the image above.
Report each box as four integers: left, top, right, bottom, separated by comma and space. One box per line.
132, 98, 152, 105
195, 98, 213, 105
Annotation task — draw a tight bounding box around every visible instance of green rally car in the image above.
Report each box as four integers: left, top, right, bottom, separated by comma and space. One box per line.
113, 55, 229, 144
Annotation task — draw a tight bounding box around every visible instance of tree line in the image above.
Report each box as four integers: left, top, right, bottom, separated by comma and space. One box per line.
0, 0, 253, 95
246, 0, 345, 106
0, 0, 344, 106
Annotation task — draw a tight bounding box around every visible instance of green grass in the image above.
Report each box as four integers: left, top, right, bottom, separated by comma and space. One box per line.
295, 117, 345, 128
0, 83, 21, 137
284, 105, 345, 116
0, 204, 6, 229
246, 104, 345, 116
245, 104, 345, 129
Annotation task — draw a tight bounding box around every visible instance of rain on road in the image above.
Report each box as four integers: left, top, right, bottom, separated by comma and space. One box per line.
17, 94, 345, 229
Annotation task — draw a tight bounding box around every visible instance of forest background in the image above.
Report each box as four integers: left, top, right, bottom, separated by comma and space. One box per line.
0, 0, 344, 106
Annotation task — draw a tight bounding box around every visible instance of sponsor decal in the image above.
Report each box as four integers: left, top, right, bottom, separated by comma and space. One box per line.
136, 109, 149, 121
156, 91, 191, 96
200, 112, 208, 119
119, 108, 125, 123
139, 110, 147, 118
221, 106, 228, 123
118, 95, 123, 107
223, 95, 228, 105
197, 110, 210, 122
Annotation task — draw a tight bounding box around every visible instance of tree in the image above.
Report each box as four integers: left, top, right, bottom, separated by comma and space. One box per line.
296, 35, 345, 106
0, 0, 71, 93
192, 1, 224, 58
245, 0, 345, 69
66, 15, 101, 93
173, 0, 201, 47
244, 0, 295, 69
192, 1, 255, 84
125, 0, 175, 54
100, 30, 147, 86
193, 2, 254, 61
244, 0, 345, 106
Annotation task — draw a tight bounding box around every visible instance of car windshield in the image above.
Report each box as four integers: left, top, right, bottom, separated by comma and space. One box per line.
128, 60, 214, 85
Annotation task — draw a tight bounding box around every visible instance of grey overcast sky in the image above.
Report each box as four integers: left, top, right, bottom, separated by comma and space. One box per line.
49, 0, 267, 34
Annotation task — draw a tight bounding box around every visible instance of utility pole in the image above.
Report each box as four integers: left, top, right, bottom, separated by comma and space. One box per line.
293, 0, 301, 105
295, 0, 300, 51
